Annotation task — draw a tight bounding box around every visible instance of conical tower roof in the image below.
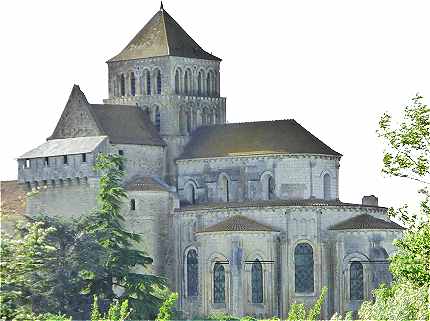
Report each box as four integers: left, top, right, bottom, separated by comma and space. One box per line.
108, 6, 221, 62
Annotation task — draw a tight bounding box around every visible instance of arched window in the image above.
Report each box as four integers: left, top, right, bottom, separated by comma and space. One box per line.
185, 183, 196, 204
155, 106, 160, 131
146, 70, 151, 95
130, 72, 136, 96
295, 243, 314, 293
120, 74, 125, 96
175, 69, 181, 94
156, 70, 162, 94
213, 263, 225, 303
350, 262, 364, 300
261, 174, 275, 200
187, 249, 198, 297
186, 111, 192, 133
220, 175, 229, 202
251, 260, 263, 303
197, 70, 203, 96
206, 72, 212, 97
184, 69, 191, 95
323, 173, 331, 200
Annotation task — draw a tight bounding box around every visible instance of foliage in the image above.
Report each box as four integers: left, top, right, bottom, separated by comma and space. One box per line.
90, 295, 131, 321
359, 281, 429, 320
81, 153, 165, 319
285, 287, 327, 321
286, 303, 306, 321
207, 312, 240, 321
329, 311, 353, 320
306, 286, 327, 320
155, 292, 178, 321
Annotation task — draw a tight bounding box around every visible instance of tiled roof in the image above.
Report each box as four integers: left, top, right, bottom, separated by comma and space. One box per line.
179, 120, 341, 160
108, 8, 220, 62
88, 104, 166, 146
328, 214, 405, 230
19, 136, 107, 159
197, 215, 278, 233
125, 176, 170, 192
0, 180, 26, 215
177, 199, 385, 212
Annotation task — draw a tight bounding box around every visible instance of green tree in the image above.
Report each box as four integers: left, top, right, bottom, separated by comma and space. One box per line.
155, 292, 178, 321
82, 153, 165, 319
359, 94, 430, 320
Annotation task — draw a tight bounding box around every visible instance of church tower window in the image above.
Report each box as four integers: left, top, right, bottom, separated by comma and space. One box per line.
219, 175, 230, 202
120, 74, 125, 96
350, 262, 364, 300
156, 70, 162, 94
155, 106, 161, 131
130, 199, 136, 211
323, 173, 331, 200
175, 69, 181, 94
213, 262, 225, 303
184, 69, 191, 95
146, 70, 151, 95
197, 70, 203, 96
185, 182, 196, 204
206, 72, 211, 97
187, 249, 198, 297
295, 243, 314, 293
251, 259, 263, 303
63, 155, 68, 165
130, 72, 136, 96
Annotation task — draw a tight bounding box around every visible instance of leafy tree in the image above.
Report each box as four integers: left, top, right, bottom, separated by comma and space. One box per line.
359, 94, 430, 320
90, 295, 131, 321
82, 153, 165, 319
155, 292, 178, 321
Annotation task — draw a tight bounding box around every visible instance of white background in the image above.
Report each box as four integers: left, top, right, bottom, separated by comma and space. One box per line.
1, 0, 429, 212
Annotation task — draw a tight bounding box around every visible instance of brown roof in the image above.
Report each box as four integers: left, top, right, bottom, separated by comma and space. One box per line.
329, 214, 405, 230
108, 7, 220, 62
125, 176, 170, 192
179, 120, 341, 160
197, 215, 279, 233
178, 199, 386, 212
88, 104, 165, 146
1, 180, 26, 215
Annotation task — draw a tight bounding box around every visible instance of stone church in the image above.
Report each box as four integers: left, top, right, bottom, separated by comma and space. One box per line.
17, 4, 404, 319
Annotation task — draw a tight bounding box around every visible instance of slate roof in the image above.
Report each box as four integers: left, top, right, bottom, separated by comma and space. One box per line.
197, 215, 279, 233
328, 214, 405, 230
108, 7, 220, 62
179, 120, 341, 160
19, 136, 108, 159
178, 199, 386, 212
125, 176, 170, 192
88, 104, 166, 146
0, 180, 26, 215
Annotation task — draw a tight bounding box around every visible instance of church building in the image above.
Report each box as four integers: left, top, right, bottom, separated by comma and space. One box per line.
17, 4, 404, 319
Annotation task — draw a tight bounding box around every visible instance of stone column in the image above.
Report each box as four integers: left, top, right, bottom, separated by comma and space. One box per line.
231, 238, 243, 316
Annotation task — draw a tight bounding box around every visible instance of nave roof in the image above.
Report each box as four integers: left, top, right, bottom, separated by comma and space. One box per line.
197, 215, 279, 233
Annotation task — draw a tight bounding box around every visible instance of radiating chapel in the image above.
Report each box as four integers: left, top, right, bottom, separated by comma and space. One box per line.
17, 4, 404, 319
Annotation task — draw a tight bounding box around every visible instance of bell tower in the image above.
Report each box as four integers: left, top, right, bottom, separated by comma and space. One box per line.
104, 5, 226, 183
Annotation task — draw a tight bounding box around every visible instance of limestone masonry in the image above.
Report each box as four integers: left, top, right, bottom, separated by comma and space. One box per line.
17, 5, 404, 319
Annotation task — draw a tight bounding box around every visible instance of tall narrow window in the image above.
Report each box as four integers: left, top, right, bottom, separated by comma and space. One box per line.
251, 260, 263, 303
156, 70, 162, 94
206, 72, 211, 97
187, 249, 198, 297
175, 69, 181, 94
155, 106, 161, 131
130, 199, 136, 211
24, 159, 31, 169
184, 70, 190, 95
63, 155, 68, 165
118, 150, 124, 170
120, 74, 125, 96
44, 157, 49, 167
295, 243, 314, 293
185, 183, 196, 204
323, 173, 331, 200
81, 153, 86, 163
197, 71, 203, 96
350, 262, 364, 300
213, 263, 225, 304
186, 111, 192, 133
146, 70, 151, 95
220, 175, 229, 202
130, 72, 136, 96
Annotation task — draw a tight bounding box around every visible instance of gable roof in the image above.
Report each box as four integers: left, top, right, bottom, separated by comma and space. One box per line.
19, 136, 107, 159
108, 7, 220, 62
125, 176, 171, 192
49, 85, 165, 146
329, 214, 405, 230
88, 104, 165, 146
197, 215, 279, 233
179, 120, 341, 160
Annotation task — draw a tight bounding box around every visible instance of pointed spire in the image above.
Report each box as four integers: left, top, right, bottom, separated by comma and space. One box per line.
160, 1, 164, 11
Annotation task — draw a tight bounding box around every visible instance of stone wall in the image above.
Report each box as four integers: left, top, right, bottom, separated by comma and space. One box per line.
176, 154, 340, 204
